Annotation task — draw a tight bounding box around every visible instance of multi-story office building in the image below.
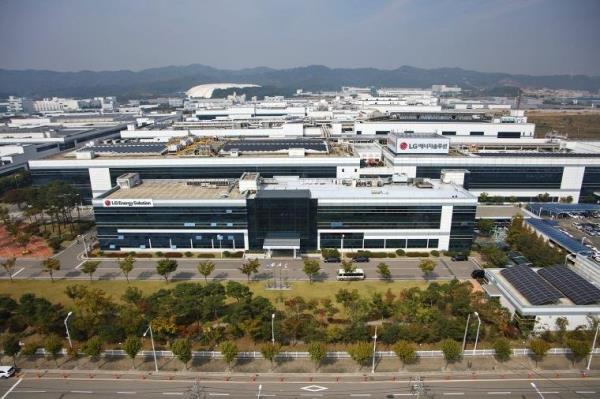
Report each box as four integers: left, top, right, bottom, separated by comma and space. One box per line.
93, 172, 477, 254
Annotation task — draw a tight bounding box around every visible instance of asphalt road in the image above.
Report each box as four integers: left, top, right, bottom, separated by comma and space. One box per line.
0, 255, 478, 282
1, 374, 599, 398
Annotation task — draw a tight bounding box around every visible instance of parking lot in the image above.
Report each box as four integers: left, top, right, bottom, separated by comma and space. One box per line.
556, 214, 600, 261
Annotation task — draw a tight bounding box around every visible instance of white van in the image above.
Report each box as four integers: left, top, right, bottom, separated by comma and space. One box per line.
336, 268, 366, 281
0, 366, 15, 378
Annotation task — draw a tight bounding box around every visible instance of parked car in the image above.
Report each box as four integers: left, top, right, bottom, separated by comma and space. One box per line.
0, 366, 15, 379
471, 269, 486, 279
352, 256, 370, 263
323, 257, 341, 263
451, 254, 468, 261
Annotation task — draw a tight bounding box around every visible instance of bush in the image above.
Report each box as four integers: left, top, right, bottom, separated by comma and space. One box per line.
155, 251, 164, 257
430, 250, 440, 257
493, 338, 512, 362
321, 248, 341, 258
395, 249, 406, 256
344, 251, 396, 258
440, 339, 461, 364
224, 251, 244, 258
405, 252, 430, 257
184, 251, 194, 258
163, 252, 183, 258
134, 253, 153, 258
197, 253, 216, 258
47, 236, 62, 251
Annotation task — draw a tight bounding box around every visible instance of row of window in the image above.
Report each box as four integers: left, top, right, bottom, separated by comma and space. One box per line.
98, 232, 245, 251
318, 206, 442, 229
319, 233, 439, 249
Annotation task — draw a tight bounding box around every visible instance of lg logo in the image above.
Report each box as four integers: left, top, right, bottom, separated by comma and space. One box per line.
400, 142, 408, 150
104, 199, 111, 206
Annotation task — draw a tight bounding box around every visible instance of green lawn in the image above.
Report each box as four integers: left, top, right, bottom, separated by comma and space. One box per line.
0, 279, 427, 307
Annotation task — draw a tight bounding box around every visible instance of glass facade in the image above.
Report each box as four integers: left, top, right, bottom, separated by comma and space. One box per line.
448, 206, 476, 251
319, 233, 440, 249
417, 166, 563, 189
580, 167, 600, 203
317, 205, 442, 229
31, 169, 92, 202
246, 191, 318, 250
95, 206, 246, 250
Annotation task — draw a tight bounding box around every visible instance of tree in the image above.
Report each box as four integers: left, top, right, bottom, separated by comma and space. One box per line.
529, 338, 551, 368
440, 339, 461, 367
197, 261, 216, 283
239, 259, 260, 282
82, 336, 103, 360
419, 259, 436, 277
1, 334, 21, 366
171, 338, 192, 370
119, 256, 136, 283
302, 259, 321, 284
16, 232, 31, 248
393, 340, 417, 369
44, 334, 63, 367
156, 258, 178, 282
566, 339, 591, 366
123, 336, 142, 369
42, 258, 61, 282
80, 261, 100, 281
376, 262, 391, 281
219, 341, 238, 371
555, 317, 569, 343
1, 257, 16, 282
348, 341, 373, 369
476, 219, 495, 236
307, 342, 327, 370
341, 260, 355, 273
260, 343, 281, 371
493, 338, 512, 362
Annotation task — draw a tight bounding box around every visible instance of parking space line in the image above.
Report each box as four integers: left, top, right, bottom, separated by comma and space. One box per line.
11, 268, 24, 278
0, 378, 22, 399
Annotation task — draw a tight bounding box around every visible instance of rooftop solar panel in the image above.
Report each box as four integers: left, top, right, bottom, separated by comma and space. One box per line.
222, 139, 327, 153
538, 265, 600, 305
78, 144, 167, 154
500, 265, 563, 305
525, 219, 591, 255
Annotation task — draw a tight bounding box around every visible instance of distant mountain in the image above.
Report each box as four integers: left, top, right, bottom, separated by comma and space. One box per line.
0, 64, 598, 99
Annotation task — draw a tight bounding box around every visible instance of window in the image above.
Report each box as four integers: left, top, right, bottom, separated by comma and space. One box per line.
184, 222, 195, 227
470, 131, 484, 136
428, 239, 439, 248
497, 132, 521, 138
407, 239, 428, 248
364, 239, 385, 248
386, 239, 406, 248
375, 130, 390, 135
441, 131, 456, 136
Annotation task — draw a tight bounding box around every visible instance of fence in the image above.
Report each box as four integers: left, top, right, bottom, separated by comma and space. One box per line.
26, 347, 599, 359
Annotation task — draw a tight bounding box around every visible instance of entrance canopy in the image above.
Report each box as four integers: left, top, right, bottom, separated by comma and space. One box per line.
263, 237, 301, 250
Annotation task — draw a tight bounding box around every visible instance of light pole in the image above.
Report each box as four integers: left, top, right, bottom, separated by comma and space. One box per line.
461, 313, 471, 354
257, 384, 262, 399
143, 324, 159, 373
341, 234, 345, 257
586, 322, 599, 370
371, 325, 378, 374
64, 311, 73, 348
530, 382, 545, 399
473, 312, 482, 352
271, 313, 276, 345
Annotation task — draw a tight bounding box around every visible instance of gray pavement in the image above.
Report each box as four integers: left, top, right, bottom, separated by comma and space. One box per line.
1, 371, 599, 398
0, 255, 478, 282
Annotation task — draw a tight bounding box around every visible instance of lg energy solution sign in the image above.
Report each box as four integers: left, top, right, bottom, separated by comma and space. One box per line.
388, 134, 450, 154
103, 199, 154, 207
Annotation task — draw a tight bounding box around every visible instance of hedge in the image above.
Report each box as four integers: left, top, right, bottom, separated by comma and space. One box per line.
405, 252, 430, 257
344, 251, 397, 258
163, 252, 183, 258
197, 253, 216, 258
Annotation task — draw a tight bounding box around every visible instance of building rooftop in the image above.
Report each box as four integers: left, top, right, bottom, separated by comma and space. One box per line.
102, 179, 245, 201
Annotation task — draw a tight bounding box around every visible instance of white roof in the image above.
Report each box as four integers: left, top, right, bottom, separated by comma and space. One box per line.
186, 83, 260, 99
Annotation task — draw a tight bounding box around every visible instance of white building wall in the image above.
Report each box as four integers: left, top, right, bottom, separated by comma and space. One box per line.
89, 168, 112, 198
560, 166, 585, 202
353, 121, 534, 137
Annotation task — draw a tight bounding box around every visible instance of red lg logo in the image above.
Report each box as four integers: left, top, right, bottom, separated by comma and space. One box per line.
400, 142, 408, 150
104, 199, 111, 206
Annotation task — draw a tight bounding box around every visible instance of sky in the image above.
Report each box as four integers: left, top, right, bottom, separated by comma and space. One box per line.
0, 0, 599, 76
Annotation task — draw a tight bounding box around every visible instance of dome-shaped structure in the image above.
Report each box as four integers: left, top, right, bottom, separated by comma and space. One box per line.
186, 83, 260, 99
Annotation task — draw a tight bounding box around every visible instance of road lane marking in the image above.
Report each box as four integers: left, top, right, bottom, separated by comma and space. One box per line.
11, 268, 24, 278
487, 393, 511, 395
443, 393, 464, 396
14, 390, 46, 393
208, 394, 230, 397
71, 390, 93, 394
163, 393, 184, 396
575, 392, 596, 394
0, 378, 22, 399
392, 395, 415, 397
539, 392, 559, 395
117, 392, 137, 395
75, 261, 85, 270
350, 395, 371, 397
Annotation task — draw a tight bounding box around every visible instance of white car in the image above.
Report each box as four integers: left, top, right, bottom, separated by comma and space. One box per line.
0, 366, 15, 378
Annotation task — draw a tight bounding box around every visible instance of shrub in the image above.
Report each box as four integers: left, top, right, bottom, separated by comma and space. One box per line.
321, 248, 340, 258
344, 251, 396, 258
163, 252, 183, 258
348, 341, 373, 368
197, 253, 216, 258
82, 336, 103, 359
395, 249, 406, 256
529, 338, 551, 367
155, 251, 164, 257
393, 340, 417, 367
135, 253, 153, 258
127, 251, 137, 257
225, 251, 244, 258
184, 251, 194, 258
223, 251, 231, 258
430, 250, 440, 257
440, 339, 461, 365
493, 338, 512, 362
406, 252, 430, 257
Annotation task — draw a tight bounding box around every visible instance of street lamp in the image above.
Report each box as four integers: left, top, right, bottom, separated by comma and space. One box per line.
143, 324, 159, 373
271, 313, 276, 345
257, 384, 262, 399
586, 322, 599, 370
473, 312, 482, 352
461, 313, 471, 354
64, 311, 73, 348
371, 325, 378, 374
341, 234, 345, 257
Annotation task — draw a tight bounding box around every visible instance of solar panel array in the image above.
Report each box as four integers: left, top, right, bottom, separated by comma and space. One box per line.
500, 265, 563, 305
525, 219, 591, 255
538, 265, 600, 305
222, 139, 327, 152
79, 144, 167, 155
